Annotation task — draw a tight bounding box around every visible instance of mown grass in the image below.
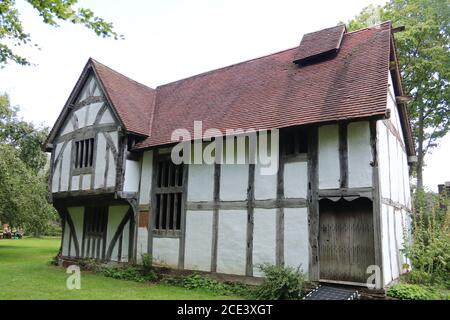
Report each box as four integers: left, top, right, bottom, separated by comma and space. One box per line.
0, 237, 239, 300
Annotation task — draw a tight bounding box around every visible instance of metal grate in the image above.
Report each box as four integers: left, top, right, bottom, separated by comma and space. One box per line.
304, 285, 359, 300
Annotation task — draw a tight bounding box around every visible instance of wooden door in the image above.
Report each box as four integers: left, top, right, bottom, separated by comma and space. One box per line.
319, 198, 375, 283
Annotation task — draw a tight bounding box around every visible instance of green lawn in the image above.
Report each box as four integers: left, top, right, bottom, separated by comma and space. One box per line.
0, 237, 238, 300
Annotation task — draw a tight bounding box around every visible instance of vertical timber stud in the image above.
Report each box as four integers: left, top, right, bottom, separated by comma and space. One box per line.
148, 150, 159, 258
116, 132, 127, 193
370, 120, 384, 286
59, 209, 66, 257
81, 206, 87, 258
211, 163, 221, 272
128, 199, 138, 264
307, 126, 320, 281
47, 147, 56, 202
339, 122, 349, 189
246, 163, 255, 276
178, 162, 189, 269
276, 139, 285, 266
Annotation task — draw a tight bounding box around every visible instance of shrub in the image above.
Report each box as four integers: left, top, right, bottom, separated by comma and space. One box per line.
387, 284, 434, 300
254, 264, 306, 300
99, 265, 158, 282
162, 273, 255, 298
139, 253, 158, 280
403, 191, 450, 286
77, 258, 100, 271
43, 222, 62, 237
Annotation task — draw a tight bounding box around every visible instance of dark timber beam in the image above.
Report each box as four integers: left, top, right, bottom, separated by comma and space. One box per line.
211, 163, 221, 272
370, 120, 384, 287
339, 122, 348, 189
307, 126, 319, 281
246, 163, 255, 276
276, 139, 285, 266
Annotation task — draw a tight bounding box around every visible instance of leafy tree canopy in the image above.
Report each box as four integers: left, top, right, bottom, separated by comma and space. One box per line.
347, 0, 450, 189
0, 93, 56, 235
0, 0, 122, 66
0, 93, 48, 172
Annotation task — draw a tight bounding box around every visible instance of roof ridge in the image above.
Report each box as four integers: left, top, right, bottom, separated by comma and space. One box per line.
345, 21, 392, 35
156, 47, 297, 89
89, 57, 155, 92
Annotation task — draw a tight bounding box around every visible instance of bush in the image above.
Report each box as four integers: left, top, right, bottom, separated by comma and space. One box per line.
99, 265, 158, 282
403, 191, 450, 286
162, 273, 255, 298
140, 253, 154, 276
387, 284, 434, 300
77, 258, 100, 271
254, 264, 306, 300
43, 223, 62, 237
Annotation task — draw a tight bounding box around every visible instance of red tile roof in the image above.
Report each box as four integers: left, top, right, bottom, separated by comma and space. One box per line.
91, 59, 155, 136
134, 22, 392, 149
49, 22, 411, 153
293, 24, 346, 64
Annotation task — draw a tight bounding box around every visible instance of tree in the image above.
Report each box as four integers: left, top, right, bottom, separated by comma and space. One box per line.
0, 93, 56, 235
347, 0, 450, 190
0, 93, 48, 172
0, 0, 122, 66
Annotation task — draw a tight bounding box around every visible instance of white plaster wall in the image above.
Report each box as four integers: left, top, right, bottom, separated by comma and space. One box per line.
318, 125, 340, 189
284, 161, 308, 199
81, 174, 91, 190
217, 210, 247, 275
284, 208, 309, 275
86, 102, 103, 127
71, 175, 80, 191
220, 165, 248, 201
377, 121, 391, 199
388, 73, 404, 144
136, 227, 148, 262
254, 162, 277, 200
60, 143, 72, 192
60, 117, 74, 135
381, 204, 393, 285
52, 160, 60, 192
347, 121, 372, 188
124, 160, 140, 192
77, 76, 96, 103
62, 221, 70, 256
54, 142, 63, 162
394, 210, 405, 272
252, 209, 276, 276
106, 205, 128, 262
388, 208, 400, 280
68, 207, 84, 252
106, 149, 116, 187
184, 210, 213, 271
138, 150, 153, 205
121, 220, 130, 262
153, 238, 179, 268
99, 108, 115, 124
188, 164, 214, 202
94, 133, 107, 189
109, 131, 118, 149
389, 132, 400, 204
74, 106, 87, 128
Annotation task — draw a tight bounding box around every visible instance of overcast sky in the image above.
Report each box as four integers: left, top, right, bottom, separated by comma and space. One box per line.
0, 0, 448, 192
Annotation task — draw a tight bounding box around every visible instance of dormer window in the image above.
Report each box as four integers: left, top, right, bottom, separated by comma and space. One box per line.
293, 24, 346, 66
74, 138, 95, 171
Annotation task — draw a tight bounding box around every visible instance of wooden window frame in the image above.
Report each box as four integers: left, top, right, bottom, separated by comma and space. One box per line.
152, 153, 185, 237
84, 206, 108, 238
73, 136, 95, 175
281, 127, 309, 160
